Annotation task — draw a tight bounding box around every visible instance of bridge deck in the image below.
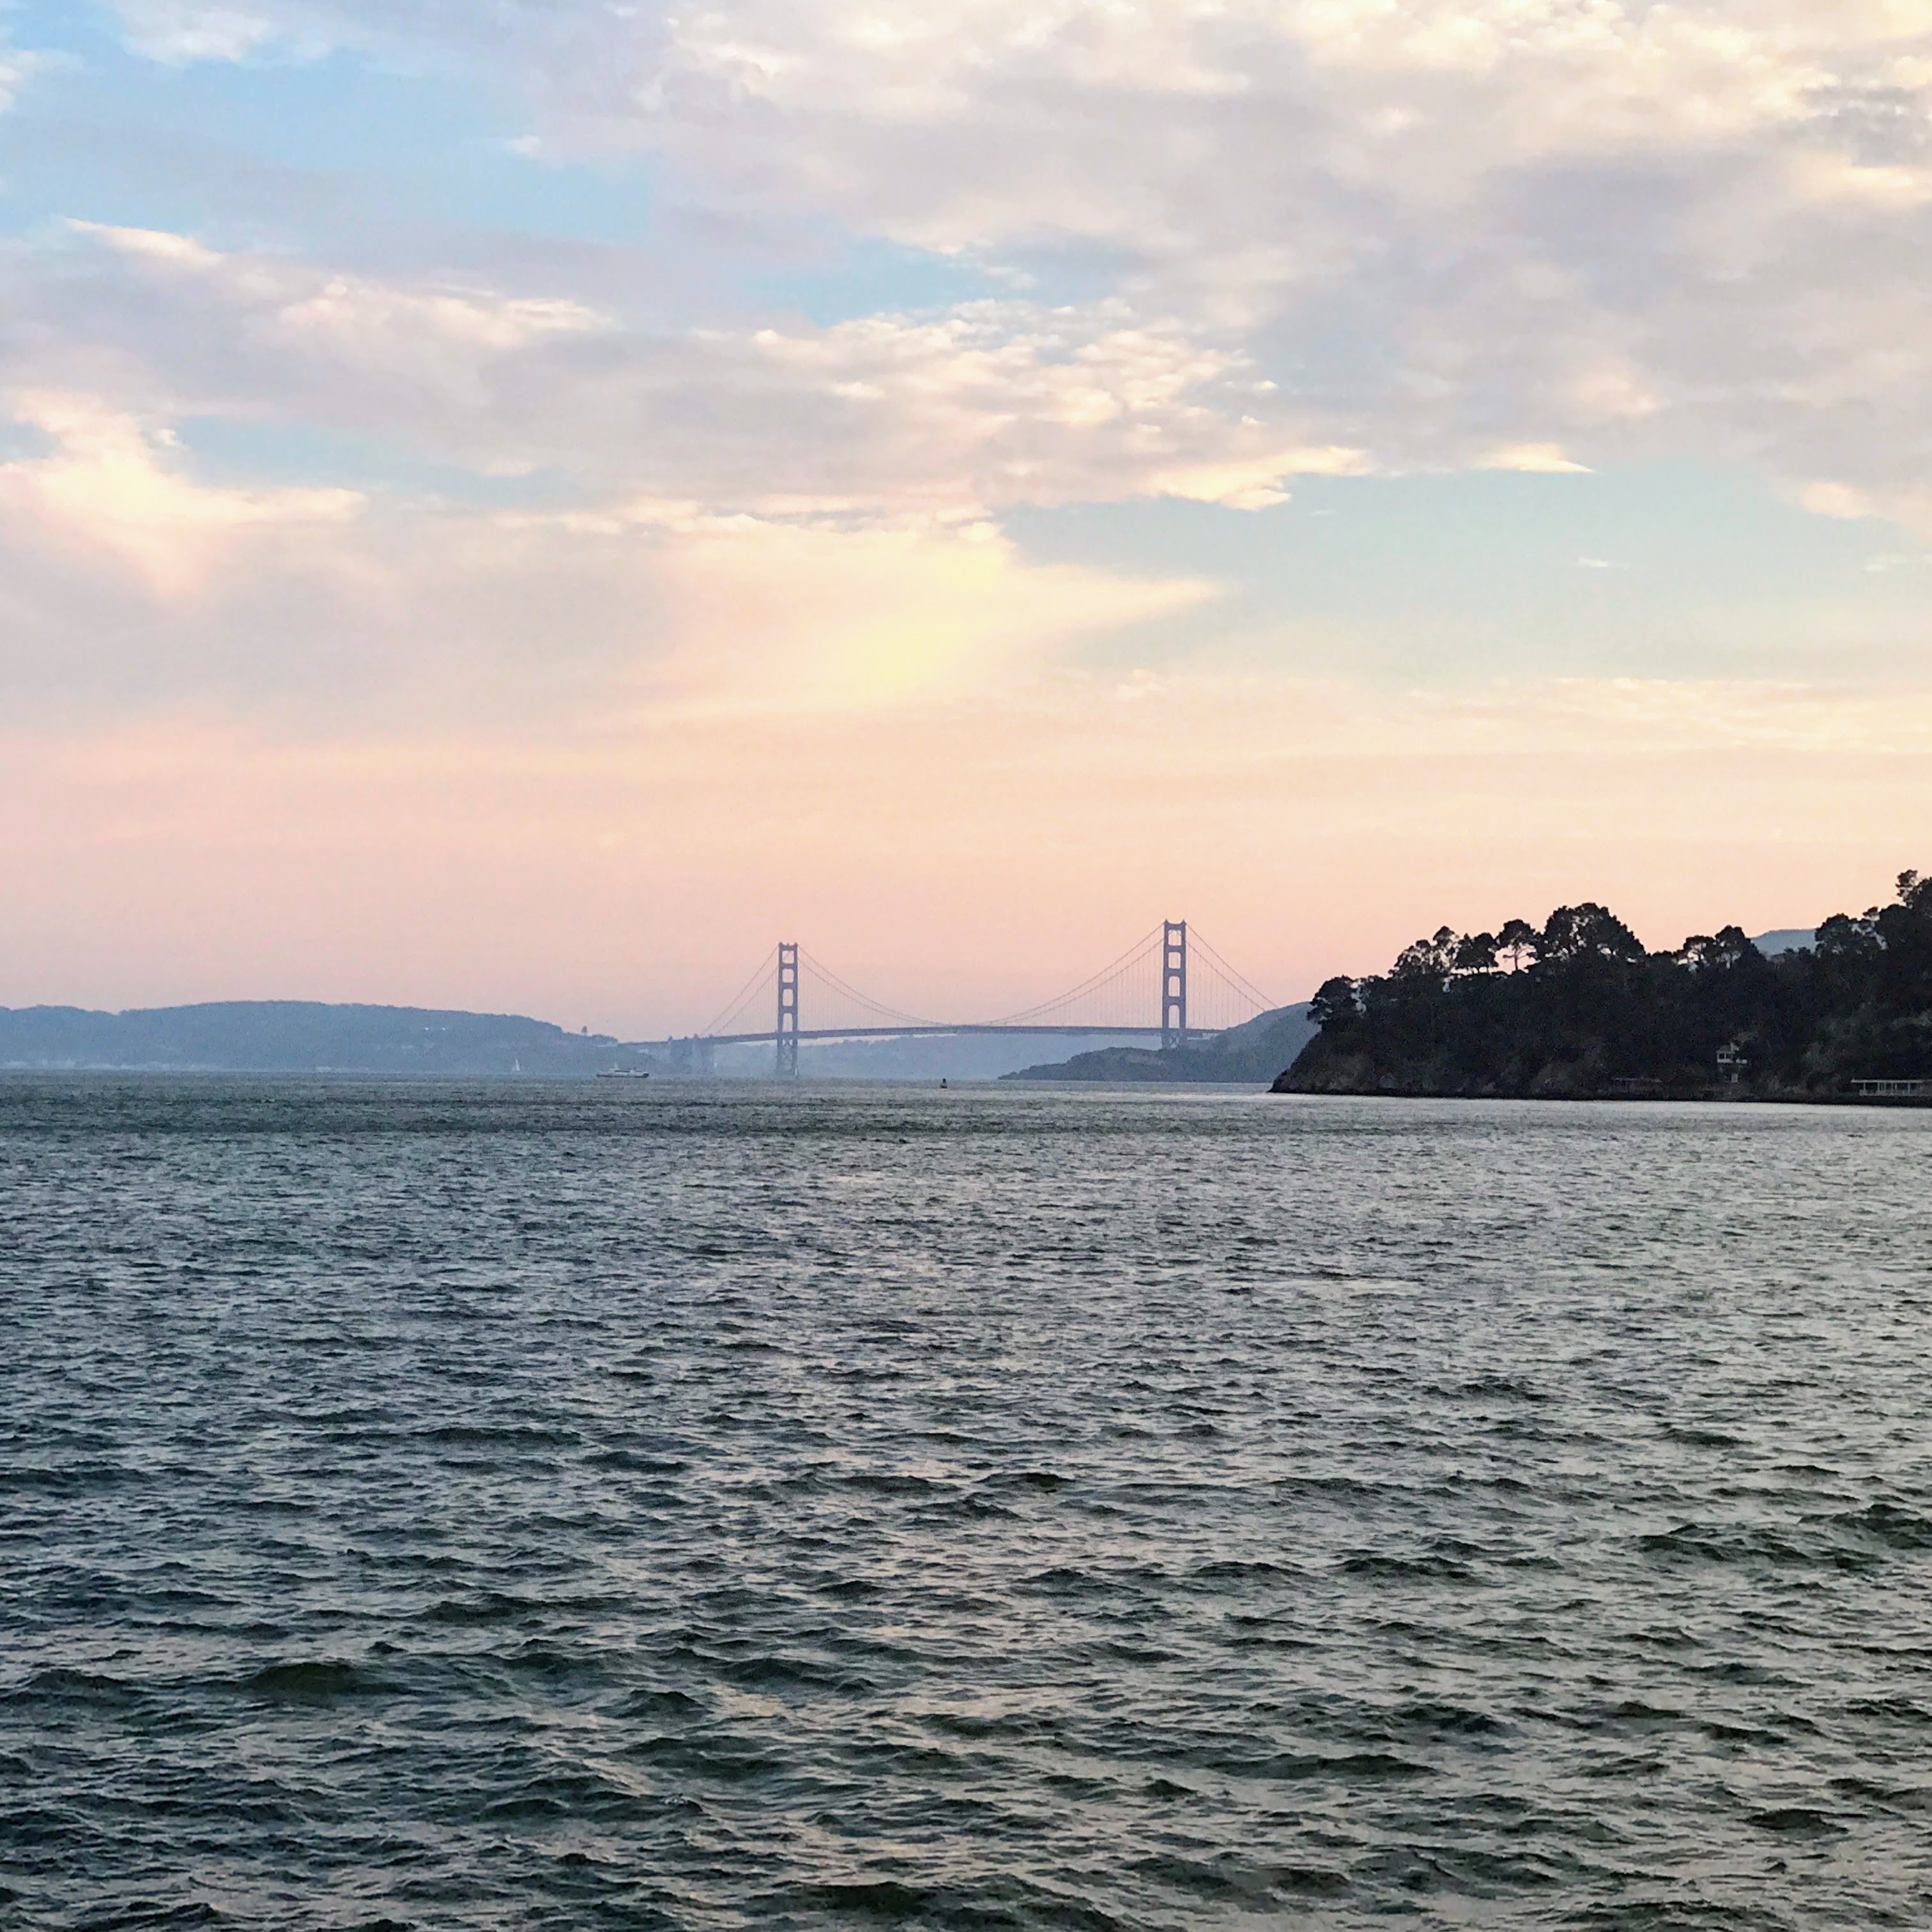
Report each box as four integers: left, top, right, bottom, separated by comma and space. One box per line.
632, 1023, 1196, 1049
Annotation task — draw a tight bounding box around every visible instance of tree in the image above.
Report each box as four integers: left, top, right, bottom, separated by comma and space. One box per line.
1391, 926, 1460, 986
1453, 931, 1499, 976
1496, 919, 1539, 972
1814, 911, 1880, 964
1540, 903, 1646, 965
1876, 870, 1932, 1013
1678, 928, 1756, 973
1308, 976, 1360, 1032
1279, 868, 1930, 1097
1676, 933, 1717, 971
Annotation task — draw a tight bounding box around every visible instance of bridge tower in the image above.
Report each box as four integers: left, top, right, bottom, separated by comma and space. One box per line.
776, 941, 801, 1077
1162, 920, 1188, 1050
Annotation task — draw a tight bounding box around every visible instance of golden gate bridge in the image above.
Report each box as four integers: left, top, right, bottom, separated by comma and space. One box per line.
633, 921, 1278, 1075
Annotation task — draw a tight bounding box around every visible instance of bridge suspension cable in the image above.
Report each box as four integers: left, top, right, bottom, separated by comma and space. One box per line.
680, 919, 1280, 1049
798, 947, 937, 1029
702, 945, 779, 1038
1187, 930, 1278, 1033
984, 924, 1165, 1029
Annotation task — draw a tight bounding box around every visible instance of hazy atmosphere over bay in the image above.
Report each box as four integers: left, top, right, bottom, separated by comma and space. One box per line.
4, 1, 1931, 1030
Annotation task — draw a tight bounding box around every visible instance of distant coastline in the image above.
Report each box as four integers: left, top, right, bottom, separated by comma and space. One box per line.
1274, 871, 1931, 1103
1002, 1002, 1314, 1084
0, 1002, 650, 1078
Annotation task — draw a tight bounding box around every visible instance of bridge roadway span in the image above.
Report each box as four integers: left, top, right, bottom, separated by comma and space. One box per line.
629, 1023, 1194, 1049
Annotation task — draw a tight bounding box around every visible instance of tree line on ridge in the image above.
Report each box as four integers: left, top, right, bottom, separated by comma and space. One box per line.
1278, 870, 1932, 1099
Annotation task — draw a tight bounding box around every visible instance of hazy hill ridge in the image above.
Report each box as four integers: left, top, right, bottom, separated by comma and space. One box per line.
1003, 1003, 1315, 1084
0, 1002, 650, 1077
1276, 873, 1931, 1100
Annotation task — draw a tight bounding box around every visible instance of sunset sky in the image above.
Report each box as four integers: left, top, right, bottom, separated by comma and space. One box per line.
5, 1, 1931, 1033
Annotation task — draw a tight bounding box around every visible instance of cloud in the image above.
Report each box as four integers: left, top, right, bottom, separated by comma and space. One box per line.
81, 1, 1932, 519
111, 4, 302, 63
0, 27, 49, 114
0, 391, 360, 597
599, 509, 1215, 709
18, 226, 1350, 518
1800, 476, 1932, 539
0, 383, 1210, 727
1480, 444, 1591, 475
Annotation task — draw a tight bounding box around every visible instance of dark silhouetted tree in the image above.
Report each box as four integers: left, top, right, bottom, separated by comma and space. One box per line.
1307, 976, 1360, 1031
1496, 919, 1539, 972
1285, 868, 1931, 1095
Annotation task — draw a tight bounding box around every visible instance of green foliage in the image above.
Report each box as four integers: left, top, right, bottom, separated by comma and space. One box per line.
1286, 870, 1932, 1097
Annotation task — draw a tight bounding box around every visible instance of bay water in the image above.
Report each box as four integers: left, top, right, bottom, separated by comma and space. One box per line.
3, 1078, 1930, 1928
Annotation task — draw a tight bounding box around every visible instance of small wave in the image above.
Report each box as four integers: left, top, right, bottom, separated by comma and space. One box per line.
423, 1591, 546, 1626
237, 1659, 387, 1700
1131, 1851, 1347, 1903
1830, 1501, 1932, 1550
1637, 1522, 1836, 1569
611, 1687, 705, 1719
1192, 1558, 1295, 1582
1747, 1805, 1843, 1837
1452, 1374, 1549, 1402
1391, 1699, 1506, 1738
1339, 1551, 1478, 1581
820, 1575, 882, 1598
1659, 1423, 1742, 1447
6, 1667, 144, 1708
583, 1448, 689, 1474
622, 1735, 789, 1784
417, 1424, 580, 1448
1193, 1745, 1430, 1782
788, 1881, 939, 1923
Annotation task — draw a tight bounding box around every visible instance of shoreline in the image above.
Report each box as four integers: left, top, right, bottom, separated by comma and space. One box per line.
1271, 1080, 1931, 1107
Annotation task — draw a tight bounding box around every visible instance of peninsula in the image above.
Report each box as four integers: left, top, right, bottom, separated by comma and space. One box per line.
1275, 870, 1931, 1101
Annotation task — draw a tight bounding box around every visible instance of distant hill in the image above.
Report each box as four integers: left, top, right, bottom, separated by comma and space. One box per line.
1752, 928, 1816, 956
0, 1001, 651, 1076
1002, 1003, 1314, 1084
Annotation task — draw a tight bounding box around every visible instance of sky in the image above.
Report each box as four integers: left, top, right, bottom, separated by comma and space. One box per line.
4, 0, 1931, 1034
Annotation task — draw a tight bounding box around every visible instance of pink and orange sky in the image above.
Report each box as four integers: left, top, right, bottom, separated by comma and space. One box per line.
4, 2, 1931, 1032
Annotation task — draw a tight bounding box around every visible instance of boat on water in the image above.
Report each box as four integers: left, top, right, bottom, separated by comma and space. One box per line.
595, 1070, 652, 1080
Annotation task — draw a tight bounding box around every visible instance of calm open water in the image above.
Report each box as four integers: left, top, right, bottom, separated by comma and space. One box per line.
3, 1077, 1931, 1930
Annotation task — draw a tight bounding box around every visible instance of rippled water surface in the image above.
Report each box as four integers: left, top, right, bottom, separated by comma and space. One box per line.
4, 1078, 1931, 1929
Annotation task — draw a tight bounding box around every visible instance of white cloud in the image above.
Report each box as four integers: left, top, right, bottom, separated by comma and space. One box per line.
0, 391, 360, 597
631, 510, 1213, 709
71, 1, 1932, 519
0, 29, 49, 113
21, 227, 1354, 517
111, 4, 303, 63
19, 0, 1929, 779
1144, 444, 1368, 509
1480, 443, 1592, 474
0, 381, 1213, 727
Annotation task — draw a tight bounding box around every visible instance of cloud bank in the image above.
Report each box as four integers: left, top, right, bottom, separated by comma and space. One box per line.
79, 0, 1932, 516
